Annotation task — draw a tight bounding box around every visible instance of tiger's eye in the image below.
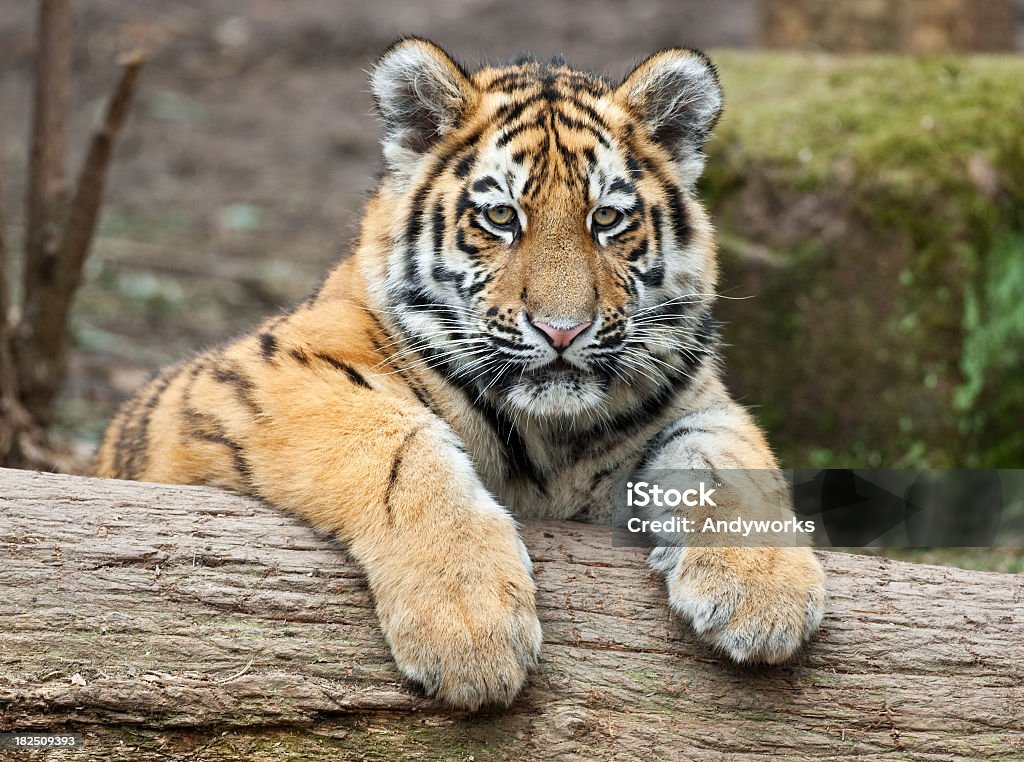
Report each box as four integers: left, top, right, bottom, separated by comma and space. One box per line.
485, 205, 516, 226
592, 206, 622, 228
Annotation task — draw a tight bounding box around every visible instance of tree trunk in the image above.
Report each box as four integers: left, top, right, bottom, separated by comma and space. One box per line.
0, 97, 46, 470
1, 469, 1021, 760
17, 0, 73, 423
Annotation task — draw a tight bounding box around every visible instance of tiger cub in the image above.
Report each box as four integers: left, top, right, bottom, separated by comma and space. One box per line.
96, 38, 826, 710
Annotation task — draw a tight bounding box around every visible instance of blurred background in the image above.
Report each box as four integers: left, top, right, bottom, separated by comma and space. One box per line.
1, 1, 1022, 569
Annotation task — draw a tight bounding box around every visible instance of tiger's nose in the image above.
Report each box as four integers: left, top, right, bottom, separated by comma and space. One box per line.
531, 319, 592, 350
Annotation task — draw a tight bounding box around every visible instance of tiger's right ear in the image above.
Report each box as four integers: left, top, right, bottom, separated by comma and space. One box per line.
370, 38, 477, 175
615, 48, 723, 188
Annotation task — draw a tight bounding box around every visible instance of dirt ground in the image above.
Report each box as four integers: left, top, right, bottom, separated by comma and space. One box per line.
0, 0, 759, 453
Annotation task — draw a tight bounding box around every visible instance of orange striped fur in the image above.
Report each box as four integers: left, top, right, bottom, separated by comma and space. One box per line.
96, 39, 825, 710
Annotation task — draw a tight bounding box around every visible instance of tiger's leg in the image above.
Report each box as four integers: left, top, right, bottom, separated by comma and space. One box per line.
640, 403, 826, 663
95, 342, 541, 710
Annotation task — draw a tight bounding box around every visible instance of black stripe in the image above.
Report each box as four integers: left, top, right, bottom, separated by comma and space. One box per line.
627, 240, 649, 263
488, 334, 530, 352
635, 258, 665, 288
494, 95, 537, 124
455, 227, 481, 257
471, 176, 501, 194
633, 152, 690, 250
454, 187, 476, 220
313, 352, 373, 389
616, 218, 642, 238
666, 191, 691, 249
432, 260, 463, 289
563, 95, 612, 132
383, 425, 425, 525
561, 73, 609, 98
608, 178, 636, 195
115, 364, 179, 478
650, 205, 664, 253
465, 271, 493, 297
403, 185, 428, 251
178, 361, 254, 489
496, 111, 546, 148
431, 201, 447, 263
474, 396, 546, 492
639, 426, 714, 470
577, 359, 703, 459
454, 152, 475, 179
553, 109, 610, 147
398, 287, 468, 336
539, 72, 559, 102
368, 326, 449, 422
620, 125, 648, 180
182, 405, 253, 487
210, 363, 261, 416
520, 134, 552, 200
552, 124, 585, 186
111, 375, 154, 477
400, 127, 487, 281
487, 71, 535, 91
259, 332, 278, 362
679, 311, 719, 366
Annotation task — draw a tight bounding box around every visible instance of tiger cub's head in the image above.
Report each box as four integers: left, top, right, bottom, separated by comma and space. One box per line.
367, 38, 723, 418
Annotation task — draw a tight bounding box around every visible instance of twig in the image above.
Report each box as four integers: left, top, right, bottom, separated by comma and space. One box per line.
52, 50, 145, 313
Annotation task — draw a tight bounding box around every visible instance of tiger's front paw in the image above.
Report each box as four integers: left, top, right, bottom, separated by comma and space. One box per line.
650, 545, 826, 663
374, 532, 541, 711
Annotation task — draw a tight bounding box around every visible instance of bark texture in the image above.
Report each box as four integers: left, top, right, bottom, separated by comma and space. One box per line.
0, 468, 1022, 761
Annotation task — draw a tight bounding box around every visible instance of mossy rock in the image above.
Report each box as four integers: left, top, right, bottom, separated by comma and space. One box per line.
703, 53, 1024, 468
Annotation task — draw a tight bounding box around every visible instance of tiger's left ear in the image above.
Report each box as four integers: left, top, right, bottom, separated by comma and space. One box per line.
615, 49, 723, 187
370, 37, 477, 176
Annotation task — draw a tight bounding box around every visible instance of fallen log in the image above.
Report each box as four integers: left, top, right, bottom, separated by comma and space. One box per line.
0, 468, 1021, 760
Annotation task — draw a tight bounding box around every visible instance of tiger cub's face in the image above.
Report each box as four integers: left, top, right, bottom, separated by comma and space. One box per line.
370, 39, 724, 418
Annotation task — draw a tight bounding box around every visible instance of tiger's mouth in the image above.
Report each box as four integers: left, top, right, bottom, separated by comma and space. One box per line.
497, 358, 611, 417
520, 357, 594, 380
481, 356, 592, 392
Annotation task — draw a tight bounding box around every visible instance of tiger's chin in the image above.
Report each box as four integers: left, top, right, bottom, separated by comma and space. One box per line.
501, 374, 608, 418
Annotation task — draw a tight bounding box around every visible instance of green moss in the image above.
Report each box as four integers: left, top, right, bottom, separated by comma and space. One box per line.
86, 723, 522, 761
711, 54, 1024, 193
704, 53, 1024, 469
957, 232, 1024, 466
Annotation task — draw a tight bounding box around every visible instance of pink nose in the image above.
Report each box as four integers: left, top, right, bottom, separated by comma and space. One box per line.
532, 320, 592, 350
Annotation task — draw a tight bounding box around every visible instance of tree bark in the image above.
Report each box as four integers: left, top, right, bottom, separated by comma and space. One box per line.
0, 468, 1021, 761
16, 0, 73, 424
22, 0, 72, 287
0, 97, 44, 469
16, 24, 145, 424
